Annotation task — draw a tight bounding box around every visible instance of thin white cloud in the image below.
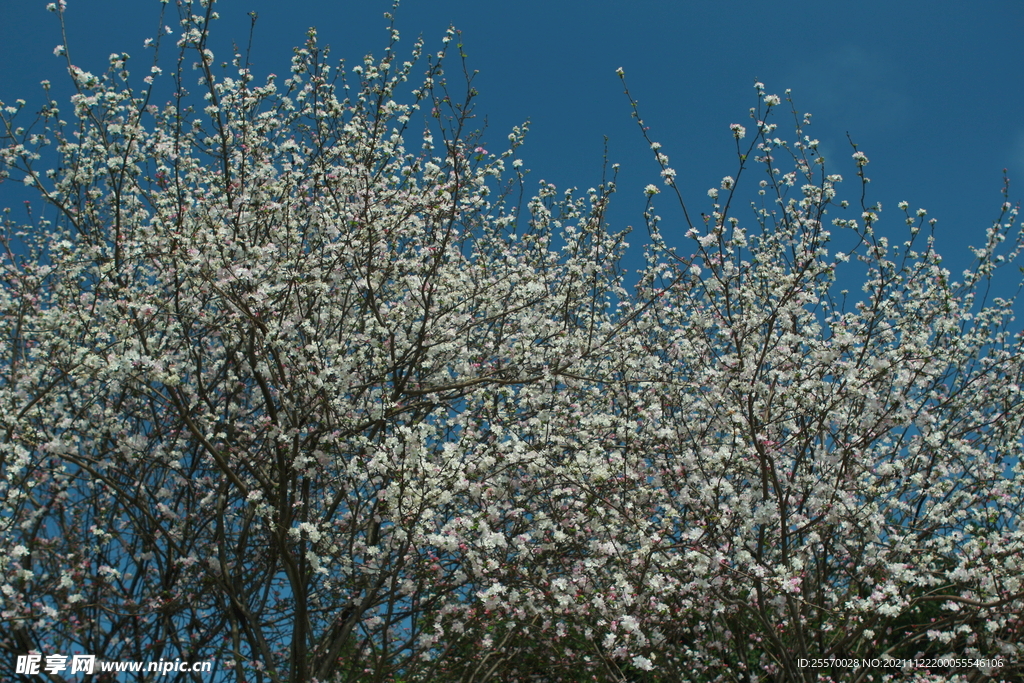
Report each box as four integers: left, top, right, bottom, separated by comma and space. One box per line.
782, 45, 912, 135
1009, 129, 1024, 189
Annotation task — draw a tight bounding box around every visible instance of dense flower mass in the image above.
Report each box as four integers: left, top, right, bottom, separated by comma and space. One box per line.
1, 2, 1022, 682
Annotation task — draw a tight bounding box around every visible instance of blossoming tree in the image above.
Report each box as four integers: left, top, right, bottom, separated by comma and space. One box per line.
2, 1, 1022, 682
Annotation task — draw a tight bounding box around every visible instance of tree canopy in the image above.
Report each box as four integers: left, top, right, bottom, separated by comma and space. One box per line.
1, 2, 1022, 681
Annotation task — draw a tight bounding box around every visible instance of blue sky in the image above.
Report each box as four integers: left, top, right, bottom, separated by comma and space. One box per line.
2, 0, 1023, 277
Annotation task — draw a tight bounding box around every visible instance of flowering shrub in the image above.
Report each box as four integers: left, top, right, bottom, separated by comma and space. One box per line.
2, 2, 1022, 682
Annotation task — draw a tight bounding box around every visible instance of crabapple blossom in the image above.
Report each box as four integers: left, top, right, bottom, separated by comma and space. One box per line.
1, 3, 1022, 683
